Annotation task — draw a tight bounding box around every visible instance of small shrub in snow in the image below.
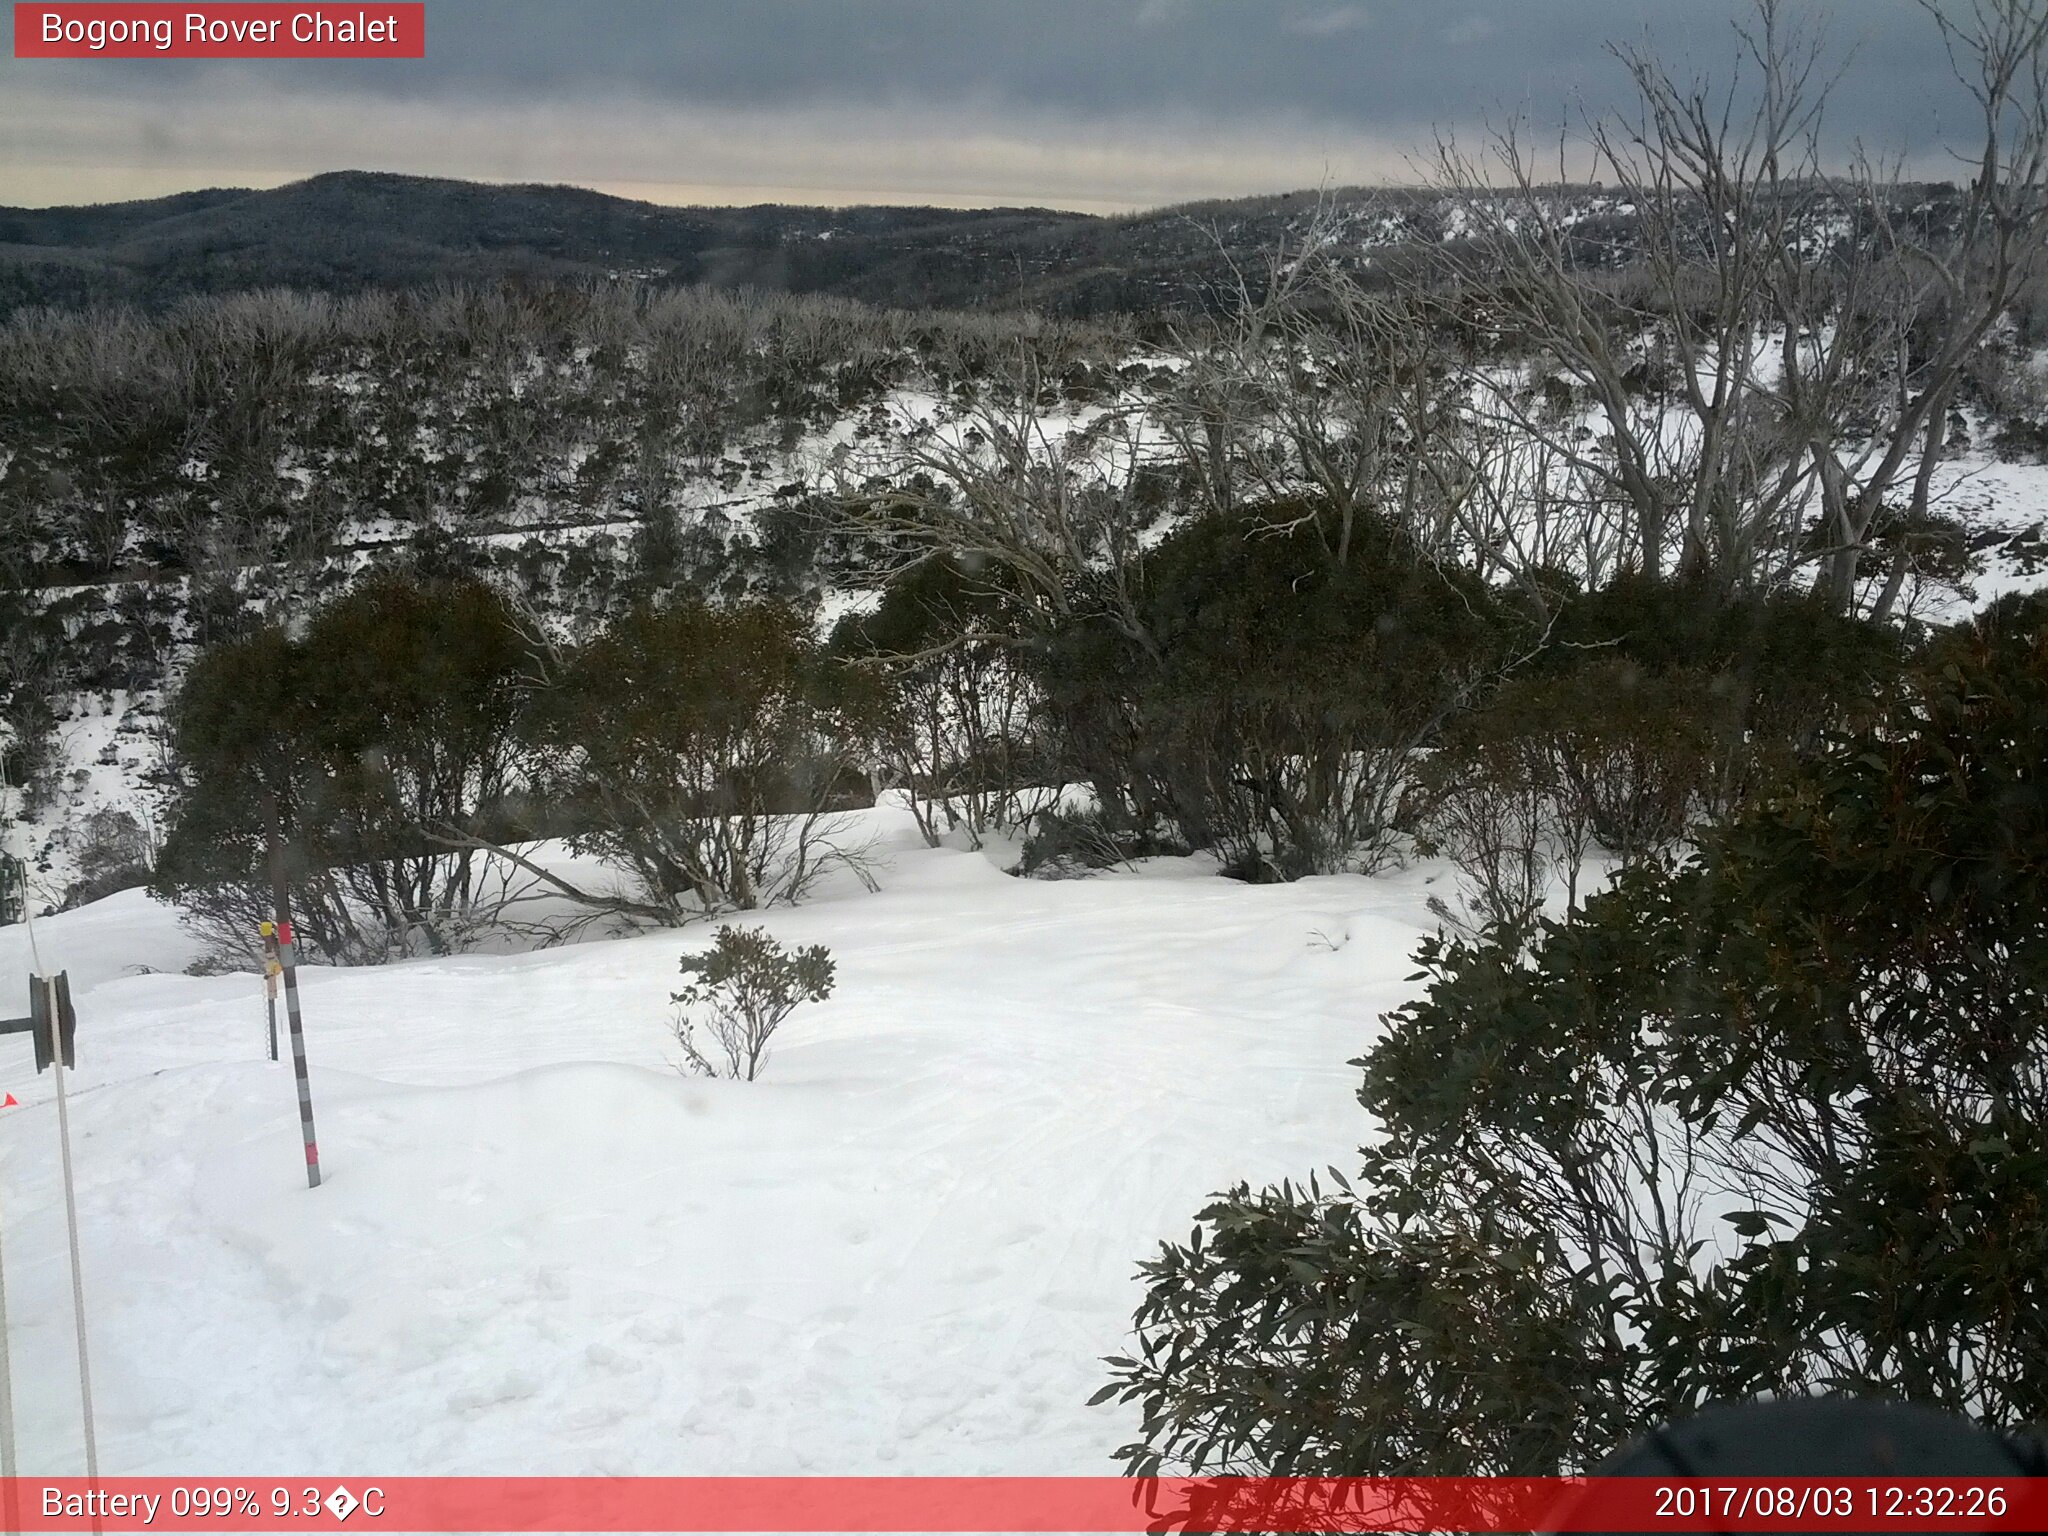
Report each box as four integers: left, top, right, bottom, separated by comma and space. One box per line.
1411, 734, 1557, 941
1017, 804, 1178, 879
672, 925, 835, 1082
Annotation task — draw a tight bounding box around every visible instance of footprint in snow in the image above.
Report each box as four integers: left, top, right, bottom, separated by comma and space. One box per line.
446, 1370, 540, 1413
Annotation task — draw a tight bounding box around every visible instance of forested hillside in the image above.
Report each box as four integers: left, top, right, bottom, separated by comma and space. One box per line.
0, 171, 1337, 318
7, 169, 1990, 322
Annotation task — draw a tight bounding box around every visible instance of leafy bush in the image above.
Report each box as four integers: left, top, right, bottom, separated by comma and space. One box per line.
1543, 576, 1899, 813
1137, 504, 1507, 879
533, 596, 874, 921
153, 574, 532, 963
1411, 580, 1903, 929
672, 925, 835, 1081
1015, 802, 1183, 880
832, 555, 1045, 848
1409, 723, 1560, 936
1502, 658, 1729, 860
1103, 599, 2048, 1474
1028, 500, 1509, 881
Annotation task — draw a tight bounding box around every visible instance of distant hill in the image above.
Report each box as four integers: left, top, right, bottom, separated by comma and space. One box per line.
0, 169, 1975, 322
0, 170, 1440, 320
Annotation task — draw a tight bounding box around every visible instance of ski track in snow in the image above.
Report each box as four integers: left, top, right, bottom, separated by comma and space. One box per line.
0, 806, 1441, 1475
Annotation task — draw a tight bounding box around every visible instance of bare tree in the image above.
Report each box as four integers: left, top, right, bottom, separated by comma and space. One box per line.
1158, 211, 1465, 570
1804, 0, 2048, 613
1430, 0, 2048, 613
829, 348, 1168, 663
846, 607, 1047, 848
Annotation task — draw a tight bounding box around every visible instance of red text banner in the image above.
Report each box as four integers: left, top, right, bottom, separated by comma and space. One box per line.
14, 4, 424, 58
4, 1476, 2046, 1533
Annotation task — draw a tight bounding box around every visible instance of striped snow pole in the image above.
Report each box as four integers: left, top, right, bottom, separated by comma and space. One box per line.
274, 918, 321, 1188
267, 800, 323, 1190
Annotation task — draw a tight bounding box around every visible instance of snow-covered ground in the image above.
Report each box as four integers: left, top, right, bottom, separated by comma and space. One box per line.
0, 805, 1441, 1476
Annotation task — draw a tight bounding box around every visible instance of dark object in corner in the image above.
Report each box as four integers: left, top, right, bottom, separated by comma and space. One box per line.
1549, 1399, 2047, 1535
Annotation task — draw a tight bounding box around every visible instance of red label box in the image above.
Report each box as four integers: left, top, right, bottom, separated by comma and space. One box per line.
14, 3, 424, 58
5, 1476, 2048, 1533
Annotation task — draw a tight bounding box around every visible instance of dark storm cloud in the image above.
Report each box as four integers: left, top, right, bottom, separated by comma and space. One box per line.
0, 1, 1987, 210
243, 1, 1965, 140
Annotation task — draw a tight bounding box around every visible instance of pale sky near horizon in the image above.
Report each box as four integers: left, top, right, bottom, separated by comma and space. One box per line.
0, 1, 1991, 214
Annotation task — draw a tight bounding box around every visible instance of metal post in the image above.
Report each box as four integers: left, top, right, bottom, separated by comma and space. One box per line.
0, 1168, 19, 1536
46, 977, 99, 1480
0, 973, 96, 1489
267, 803, 322, 1189
0, 792, 28, 1517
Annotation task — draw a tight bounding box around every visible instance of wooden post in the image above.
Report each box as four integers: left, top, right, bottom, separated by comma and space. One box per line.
267, 799, 322, 1189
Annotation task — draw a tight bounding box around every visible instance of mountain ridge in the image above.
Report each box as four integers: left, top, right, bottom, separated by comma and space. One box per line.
0, 169, 1442, 318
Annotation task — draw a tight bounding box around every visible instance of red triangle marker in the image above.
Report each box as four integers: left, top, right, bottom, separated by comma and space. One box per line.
0, 1094, 16, 1108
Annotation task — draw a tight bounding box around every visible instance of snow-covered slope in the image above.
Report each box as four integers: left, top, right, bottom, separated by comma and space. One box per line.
0, 804, 1440, 1475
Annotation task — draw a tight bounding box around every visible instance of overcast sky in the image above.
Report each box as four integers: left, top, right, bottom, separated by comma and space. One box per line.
0, 1, 1990, 213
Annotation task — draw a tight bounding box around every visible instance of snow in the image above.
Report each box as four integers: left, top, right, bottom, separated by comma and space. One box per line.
14, 323, 2048, 1481
815, 586, 884, 636
0, 803, 1441, 1475
3, 691, 168, 911
1922, 451, 2048, 620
